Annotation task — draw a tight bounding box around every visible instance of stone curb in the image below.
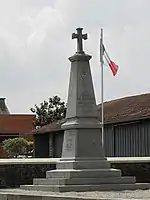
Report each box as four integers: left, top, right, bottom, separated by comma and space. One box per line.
0, 191, 142, 200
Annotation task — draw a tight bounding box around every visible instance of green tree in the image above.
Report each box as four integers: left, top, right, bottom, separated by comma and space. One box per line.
30, 95, 66, 128
3, 137, 29, 158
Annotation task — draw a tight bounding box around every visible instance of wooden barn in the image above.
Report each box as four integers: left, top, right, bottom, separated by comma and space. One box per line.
33, 93, 150, 158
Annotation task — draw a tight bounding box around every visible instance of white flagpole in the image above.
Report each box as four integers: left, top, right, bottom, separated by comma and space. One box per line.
100, 28, 104, 147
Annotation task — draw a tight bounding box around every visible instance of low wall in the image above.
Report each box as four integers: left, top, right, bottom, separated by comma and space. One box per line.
0, 157, 150, 188
0, 158, 59, 188
110, 157, 150, 183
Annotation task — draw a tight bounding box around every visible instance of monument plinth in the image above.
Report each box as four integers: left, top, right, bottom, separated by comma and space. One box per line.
21, 28, 150, 192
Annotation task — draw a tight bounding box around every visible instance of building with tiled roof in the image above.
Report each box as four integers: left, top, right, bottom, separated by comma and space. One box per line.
0, 114, 35, 136
0, 98, 35, 157
33, 93, 150, 158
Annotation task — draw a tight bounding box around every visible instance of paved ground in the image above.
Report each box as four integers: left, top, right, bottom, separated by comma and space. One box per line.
1, 189, 150, 199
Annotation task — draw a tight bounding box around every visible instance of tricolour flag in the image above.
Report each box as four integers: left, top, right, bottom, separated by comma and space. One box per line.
103, 45, 118, 76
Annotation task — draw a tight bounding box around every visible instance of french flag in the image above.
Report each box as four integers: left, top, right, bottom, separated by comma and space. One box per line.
103, 45, 119, 76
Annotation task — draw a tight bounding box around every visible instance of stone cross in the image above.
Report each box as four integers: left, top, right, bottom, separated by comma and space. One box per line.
72, 27, 87, 54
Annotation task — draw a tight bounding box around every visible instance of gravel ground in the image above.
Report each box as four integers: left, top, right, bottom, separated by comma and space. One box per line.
1, 189, 150, 199
59, 190, 150, 199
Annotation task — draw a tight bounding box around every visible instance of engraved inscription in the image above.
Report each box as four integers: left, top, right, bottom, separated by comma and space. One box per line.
66, 137, 73, 151
77, 90, 95, 114
79, 67, 87, 88
80, 72, 86, 81
78, 90, 94, 104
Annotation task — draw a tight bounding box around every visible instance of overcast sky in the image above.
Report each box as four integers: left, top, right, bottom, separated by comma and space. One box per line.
0, 0, 150, 113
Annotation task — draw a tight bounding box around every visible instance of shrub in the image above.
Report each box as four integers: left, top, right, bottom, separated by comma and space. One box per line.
3, 137, 29, 158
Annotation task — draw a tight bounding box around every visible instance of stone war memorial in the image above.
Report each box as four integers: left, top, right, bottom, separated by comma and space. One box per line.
19, 28, 150, 192
2, 28, 150, 199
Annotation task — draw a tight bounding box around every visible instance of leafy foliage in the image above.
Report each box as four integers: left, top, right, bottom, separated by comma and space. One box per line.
30, 95, 66, 128
3, 137, 29, 158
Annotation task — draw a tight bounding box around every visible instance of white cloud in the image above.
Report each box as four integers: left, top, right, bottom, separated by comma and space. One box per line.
0, 0, 150, 113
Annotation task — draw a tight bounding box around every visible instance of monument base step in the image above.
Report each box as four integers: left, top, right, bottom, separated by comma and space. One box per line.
20, 183, 150, 192
33, 176, 136, 185
56, 159, 110, 169
46, 168, 121, 178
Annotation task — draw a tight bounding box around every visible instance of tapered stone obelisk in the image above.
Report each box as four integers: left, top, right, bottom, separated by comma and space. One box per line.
21, 28, 150, 192
61, 27, 105, 161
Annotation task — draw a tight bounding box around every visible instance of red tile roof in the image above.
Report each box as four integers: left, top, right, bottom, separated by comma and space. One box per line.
98, 93, 150, 123
0, 114, 36, 134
